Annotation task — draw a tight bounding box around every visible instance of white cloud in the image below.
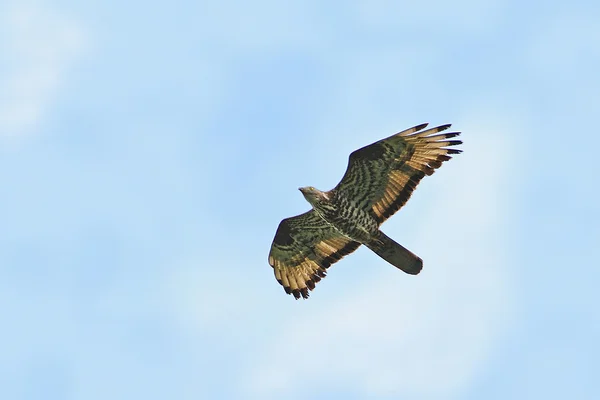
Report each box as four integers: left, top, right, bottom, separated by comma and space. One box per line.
0, 3, 85, 137
243, 117, 518, 399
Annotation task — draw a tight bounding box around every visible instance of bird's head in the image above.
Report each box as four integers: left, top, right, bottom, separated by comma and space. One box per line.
299, 186, 329, 206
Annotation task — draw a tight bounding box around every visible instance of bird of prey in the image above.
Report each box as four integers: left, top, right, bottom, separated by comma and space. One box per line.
268, 123, 462, 299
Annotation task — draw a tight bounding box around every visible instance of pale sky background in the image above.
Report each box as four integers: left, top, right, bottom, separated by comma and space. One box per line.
1, 0, 599, 399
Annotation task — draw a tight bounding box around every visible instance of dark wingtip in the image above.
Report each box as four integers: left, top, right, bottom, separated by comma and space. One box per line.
436, 123, 452, 131
444, 132, 461, 139
415, 123, 429, 131
287, 287, 310, 300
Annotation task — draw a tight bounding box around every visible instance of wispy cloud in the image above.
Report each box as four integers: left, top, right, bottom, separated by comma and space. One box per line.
0, 3, 85, 137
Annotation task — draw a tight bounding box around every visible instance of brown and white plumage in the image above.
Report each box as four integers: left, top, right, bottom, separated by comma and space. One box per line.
268, 123, 462, 299
269, 211, 361, 299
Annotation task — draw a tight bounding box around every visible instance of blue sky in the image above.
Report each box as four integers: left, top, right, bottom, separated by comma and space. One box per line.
1, 0, 599, 399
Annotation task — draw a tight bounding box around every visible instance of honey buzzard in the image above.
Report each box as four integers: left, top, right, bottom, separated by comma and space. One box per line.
268, 123, 462, 299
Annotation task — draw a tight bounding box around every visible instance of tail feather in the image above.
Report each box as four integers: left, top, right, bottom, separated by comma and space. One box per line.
365, 231, 423, 275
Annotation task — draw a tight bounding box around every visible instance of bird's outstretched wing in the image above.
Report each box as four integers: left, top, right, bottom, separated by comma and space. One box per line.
268, 211, 361, 299
334, 123, 462, 224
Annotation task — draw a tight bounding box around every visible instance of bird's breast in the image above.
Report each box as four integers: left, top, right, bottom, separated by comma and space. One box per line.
316, 197, 378, 243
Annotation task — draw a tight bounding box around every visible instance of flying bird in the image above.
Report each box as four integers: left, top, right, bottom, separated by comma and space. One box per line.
268, 123, 462, 299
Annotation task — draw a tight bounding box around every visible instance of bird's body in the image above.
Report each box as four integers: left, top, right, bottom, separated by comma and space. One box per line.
301, 187, 379, 243
268, 123, 462, 299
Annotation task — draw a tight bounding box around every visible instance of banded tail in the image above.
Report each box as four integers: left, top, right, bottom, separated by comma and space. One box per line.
365, 231, 423, 275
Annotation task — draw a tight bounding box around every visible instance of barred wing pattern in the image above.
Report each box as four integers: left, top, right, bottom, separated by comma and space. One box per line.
335, 123, 462, 224
268, 211, 361, 299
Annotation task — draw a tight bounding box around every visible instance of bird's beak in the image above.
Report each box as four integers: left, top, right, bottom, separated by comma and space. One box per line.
298, 187, 304, 193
